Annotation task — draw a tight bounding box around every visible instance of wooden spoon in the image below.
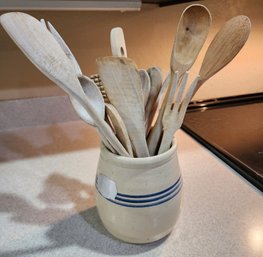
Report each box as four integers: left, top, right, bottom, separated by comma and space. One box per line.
0, 12, 129, 157
105, 103, 134, 156
158, 15, 251, 154
97, 56, 149, 157
147, 4, 211, 155
194, 15, 251, 95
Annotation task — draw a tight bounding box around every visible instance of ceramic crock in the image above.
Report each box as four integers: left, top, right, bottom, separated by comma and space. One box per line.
95, 141, 182, 244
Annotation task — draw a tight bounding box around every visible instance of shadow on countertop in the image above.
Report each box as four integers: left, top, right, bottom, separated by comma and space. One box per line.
0, 121, 101, 162
0, 172, 165, 257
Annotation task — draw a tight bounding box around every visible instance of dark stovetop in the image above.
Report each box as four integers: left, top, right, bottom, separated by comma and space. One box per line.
182, 93, 263, 192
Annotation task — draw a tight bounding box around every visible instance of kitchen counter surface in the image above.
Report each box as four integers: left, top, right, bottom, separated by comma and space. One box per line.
0, 120, 262, 257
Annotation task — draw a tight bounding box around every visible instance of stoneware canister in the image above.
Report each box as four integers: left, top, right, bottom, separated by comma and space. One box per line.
95, 141, 182, 244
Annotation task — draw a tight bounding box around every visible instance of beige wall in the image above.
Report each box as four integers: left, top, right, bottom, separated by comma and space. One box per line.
0, 0, 262, 100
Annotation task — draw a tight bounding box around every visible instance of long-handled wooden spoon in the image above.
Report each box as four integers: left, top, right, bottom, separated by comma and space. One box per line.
158, 15, 251, 154
97, 56, 149, 157
0, 12, 129, 157
147, 4, 211, 155
193, 15, 251, 95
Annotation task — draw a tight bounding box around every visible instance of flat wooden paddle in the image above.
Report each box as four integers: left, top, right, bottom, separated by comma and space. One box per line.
97, 56, 149, 157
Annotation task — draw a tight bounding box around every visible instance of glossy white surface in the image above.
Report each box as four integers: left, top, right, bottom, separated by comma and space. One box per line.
0, 121, 262, 256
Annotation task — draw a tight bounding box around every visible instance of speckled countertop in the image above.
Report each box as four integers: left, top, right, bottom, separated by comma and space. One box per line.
0, 121, 262, 257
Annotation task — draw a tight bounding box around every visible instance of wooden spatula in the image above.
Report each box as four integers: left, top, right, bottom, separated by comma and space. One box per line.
97, 56, 149, 157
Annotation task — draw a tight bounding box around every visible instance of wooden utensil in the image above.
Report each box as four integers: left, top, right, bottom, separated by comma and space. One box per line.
70, 77, 105, 127
40, 18, 117, 152
158, 15, 251, 154
158, 74, 199, 154
43, 19, 82, 77
105, 103, 134, 156
110, 27, 127, 58
0, 12, 129, 157
110, 27, 150, 107
139, 69, 151, 107
147, 4, 211, 155
193, 15, 251, 95
145, 67, 163, 130
97, 56, 149, 157
147, 72, 179, 155
40, 19, 106, 127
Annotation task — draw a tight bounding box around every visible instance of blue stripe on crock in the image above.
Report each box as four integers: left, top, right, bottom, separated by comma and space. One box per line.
115, 177, 182, 203
116, 176, 181, 199
107, 181, 182, 208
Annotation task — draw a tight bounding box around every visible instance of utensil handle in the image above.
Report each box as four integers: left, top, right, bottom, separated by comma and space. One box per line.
147, 72, 177, 155
110, 27, 127, 57
97, 127, 117, 154
145, 68, 165, 132
158, 76, 200, 154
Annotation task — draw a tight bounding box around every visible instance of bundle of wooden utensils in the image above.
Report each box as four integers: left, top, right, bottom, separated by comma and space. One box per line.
0, 4, 251, 158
